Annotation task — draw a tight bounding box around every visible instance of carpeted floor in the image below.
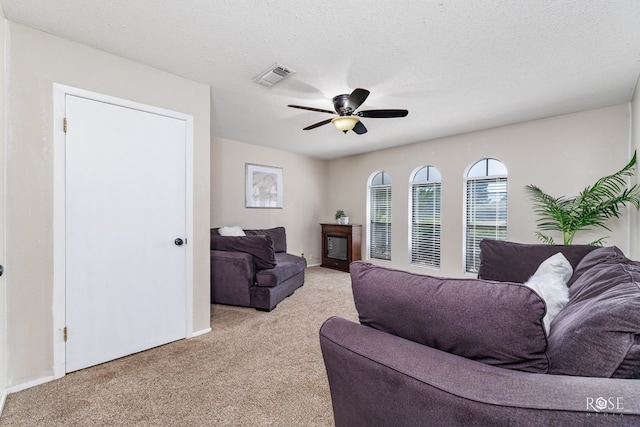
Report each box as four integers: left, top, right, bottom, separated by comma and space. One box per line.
0, 266, 358, 426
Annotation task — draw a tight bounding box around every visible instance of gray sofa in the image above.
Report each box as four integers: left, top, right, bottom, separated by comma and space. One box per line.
320, 241, 640, 426
210, 226, 306, 311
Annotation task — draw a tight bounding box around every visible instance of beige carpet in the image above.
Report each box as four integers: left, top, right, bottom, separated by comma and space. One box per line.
0, 267, 358, 426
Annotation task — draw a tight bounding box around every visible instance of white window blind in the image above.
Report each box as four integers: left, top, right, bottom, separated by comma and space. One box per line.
465, 176, 508, 273
410, 166, 441, 268
369, 172, 392, 261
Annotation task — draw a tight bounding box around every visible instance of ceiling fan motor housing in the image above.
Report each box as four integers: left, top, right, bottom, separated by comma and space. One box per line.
333, 94, 352, 115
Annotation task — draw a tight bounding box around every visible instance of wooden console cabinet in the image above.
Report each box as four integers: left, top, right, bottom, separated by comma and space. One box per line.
321, 223, 362, 272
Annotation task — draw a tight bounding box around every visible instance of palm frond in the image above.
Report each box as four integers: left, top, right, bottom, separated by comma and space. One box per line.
587, 237, 607, 247
575, 152, 638, 210
535, 232, 555, 245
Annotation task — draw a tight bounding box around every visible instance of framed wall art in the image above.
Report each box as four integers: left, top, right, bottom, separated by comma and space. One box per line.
245, 163, 283, 208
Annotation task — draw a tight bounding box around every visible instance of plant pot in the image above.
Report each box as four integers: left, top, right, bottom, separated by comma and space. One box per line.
337, 217, 349, 225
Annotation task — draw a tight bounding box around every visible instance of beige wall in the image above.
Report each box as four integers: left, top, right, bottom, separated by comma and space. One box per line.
211, 137, 326, 265
326, 104, 632, 277
630, 77, 640, 260
5, 23, 210, 389
0, 9, 7, 407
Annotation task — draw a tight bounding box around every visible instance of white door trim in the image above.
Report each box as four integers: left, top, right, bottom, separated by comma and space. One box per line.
52, 84, 195, 379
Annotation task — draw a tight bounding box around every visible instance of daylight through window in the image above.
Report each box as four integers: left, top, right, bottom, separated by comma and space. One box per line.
464, 158, 508, 273
369, 171, 392, 261
410, 166, 441, 268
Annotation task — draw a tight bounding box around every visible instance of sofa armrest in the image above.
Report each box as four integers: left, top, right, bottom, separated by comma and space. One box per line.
320, 317, 640, 427
210, 250, 255, 306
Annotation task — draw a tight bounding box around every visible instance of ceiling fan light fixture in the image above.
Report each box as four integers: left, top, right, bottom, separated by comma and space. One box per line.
331, 116, 359, 133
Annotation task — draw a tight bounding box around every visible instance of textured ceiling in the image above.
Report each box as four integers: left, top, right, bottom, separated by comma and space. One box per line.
2, 1, 640, 159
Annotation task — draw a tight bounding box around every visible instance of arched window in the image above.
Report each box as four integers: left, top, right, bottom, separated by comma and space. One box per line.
464, 158, 508, 273
410, 166, 441, 268
368, 171, 392, 261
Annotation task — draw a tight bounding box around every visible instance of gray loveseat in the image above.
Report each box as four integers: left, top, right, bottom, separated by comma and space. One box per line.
210, 226, 306, 311
320, 241, 640, 426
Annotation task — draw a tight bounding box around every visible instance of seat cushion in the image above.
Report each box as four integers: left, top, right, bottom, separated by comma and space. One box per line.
255, 253, 307, 287
477, 240, 597, 284
350, 262, 549, 373
548, 247, 640, 378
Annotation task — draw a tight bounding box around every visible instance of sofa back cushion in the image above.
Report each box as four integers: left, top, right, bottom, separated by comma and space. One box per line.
244, 227, 287, 253
548, 247, 640, 378
350, 262, 549, 373
477, 239, 598, 284
210, 234, 276, 270
212, 226, 287, 253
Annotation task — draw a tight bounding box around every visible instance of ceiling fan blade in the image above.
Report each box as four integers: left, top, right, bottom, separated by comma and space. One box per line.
288, 104, 336, 115
357, 109, 408, 118
303, 118, 333, 130
352, 121, 368, 135
345, 88, 370, 111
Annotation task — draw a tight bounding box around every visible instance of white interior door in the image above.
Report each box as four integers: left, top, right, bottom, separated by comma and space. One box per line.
65, 95, 187, 372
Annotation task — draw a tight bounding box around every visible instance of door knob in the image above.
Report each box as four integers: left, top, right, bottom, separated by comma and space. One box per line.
174, 238, 184, 246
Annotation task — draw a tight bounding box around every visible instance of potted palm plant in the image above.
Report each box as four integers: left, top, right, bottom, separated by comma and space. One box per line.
526, 152, 640, 245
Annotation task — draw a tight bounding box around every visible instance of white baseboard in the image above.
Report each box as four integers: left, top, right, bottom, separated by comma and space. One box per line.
0, 389, 6, 417
190, 327, 211, 338
307, 262, 321, 267
7, 375, 55, 394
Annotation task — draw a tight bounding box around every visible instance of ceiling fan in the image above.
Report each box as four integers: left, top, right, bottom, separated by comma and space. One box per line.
288, 88, 408, 134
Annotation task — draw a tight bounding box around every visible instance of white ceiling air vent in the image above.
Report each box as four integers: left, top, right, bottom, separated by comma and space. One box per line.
254, 63, 296, 87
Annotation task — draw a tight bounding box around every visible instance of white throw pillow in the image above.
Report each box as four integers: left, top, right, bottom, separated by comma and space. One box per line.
218, 225, 246, 236
523, 252, 573, 335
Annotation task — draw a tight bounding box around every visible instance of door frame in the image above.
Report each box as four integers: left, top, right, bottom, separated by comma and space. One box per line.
52, 84, 195, 379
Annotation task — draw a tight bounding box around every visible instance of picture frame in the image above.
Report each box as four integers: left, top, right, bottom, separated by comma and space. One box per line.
245, 163, 283, 208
